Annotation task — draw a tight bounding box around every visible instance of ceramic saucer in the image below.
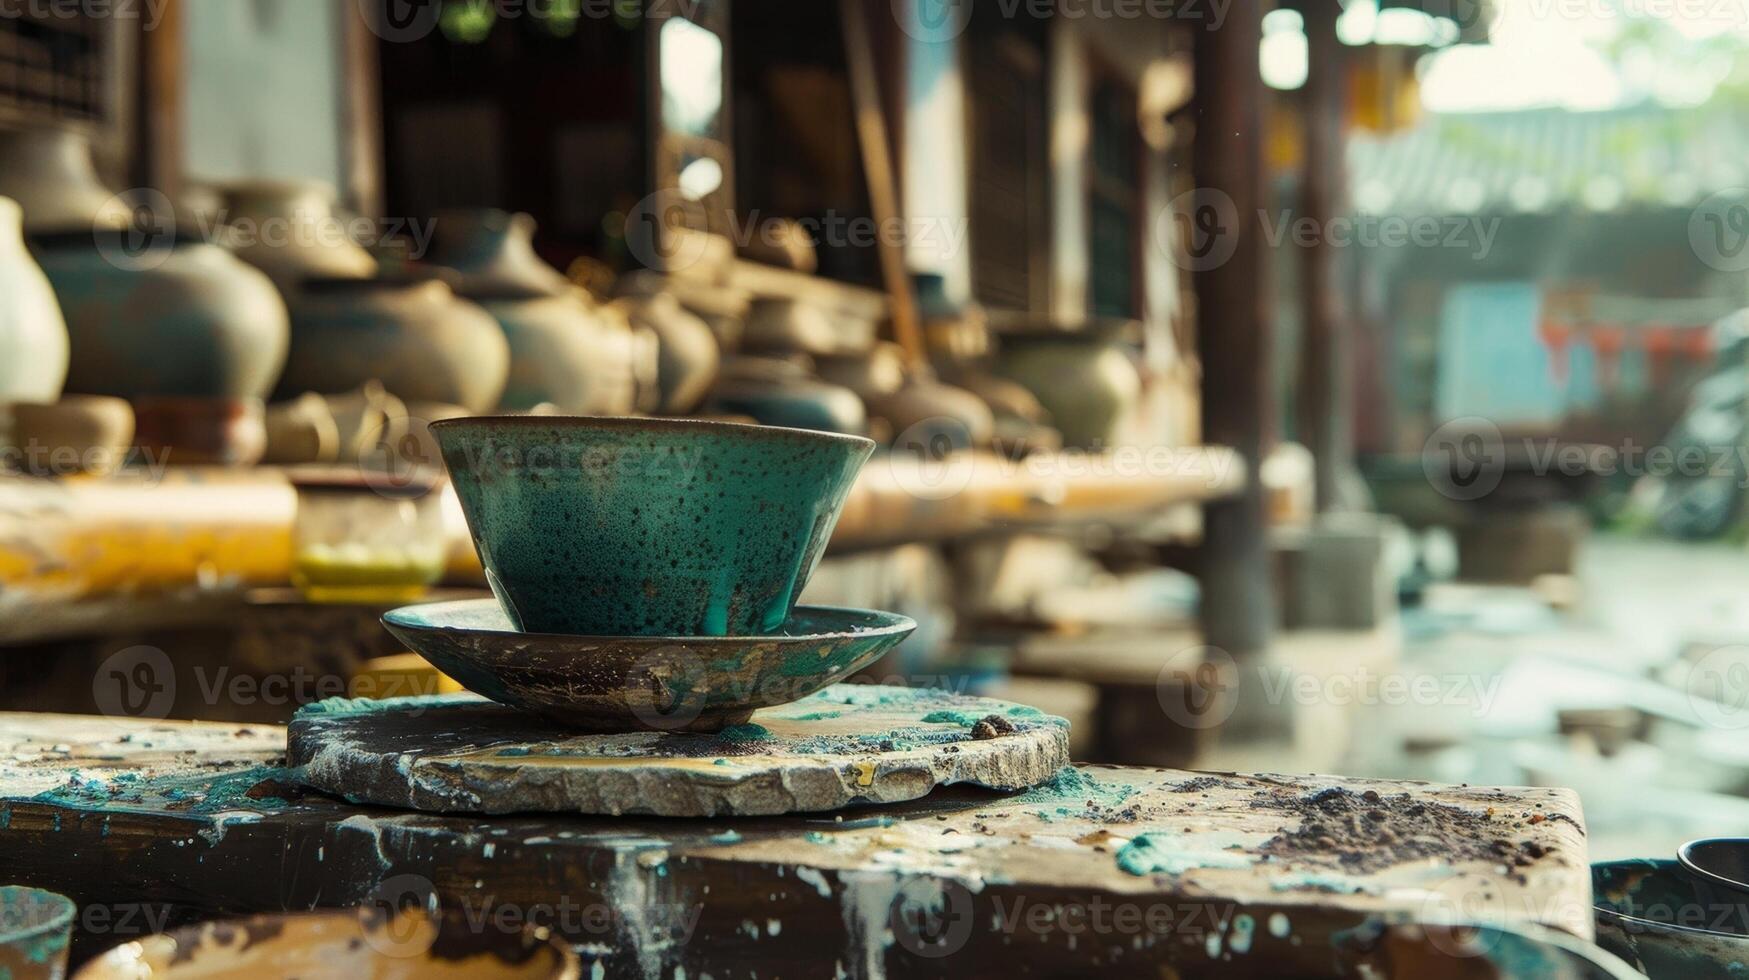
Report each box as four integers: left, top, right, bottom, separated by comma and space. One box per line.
381, 598, 915, 732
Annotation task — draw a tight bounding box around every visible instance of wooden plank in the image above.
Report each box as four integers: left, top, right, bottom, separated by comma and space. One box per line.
838, 0, 926, 368
0, 713, 1591, 977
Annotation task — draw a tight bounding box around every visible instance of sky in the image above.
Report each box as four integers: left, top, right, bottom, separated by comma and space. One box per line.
1263, 0, 1749, 112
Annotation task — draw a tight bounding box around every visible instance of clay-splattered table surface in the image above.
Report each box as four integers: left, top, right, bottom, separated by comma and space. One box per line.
0, 712, 1592, 978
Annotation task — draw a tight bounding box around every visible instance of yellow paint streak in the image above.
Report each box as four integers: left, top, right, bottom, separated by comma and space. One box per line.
0, 471, 295, 597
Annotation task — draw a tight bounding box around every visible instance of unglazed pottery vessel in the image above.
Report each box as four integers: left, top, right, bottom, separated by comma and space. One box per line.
427, 210, 644, 414
0, 197, 69, 405
427, 208, 570, 297
7, 395, 134, 475
74, 907, 579, 980
0, 885, 73, 980
223, 179, 378, 292
33, 229, 290, 400
708, 356, 868, 435
998, 335, 1140, 449
275, 276, 509, 412
432, 416, 874, 636
622, 292, 719, 414
382, 598, 914, 730
2, 131, 289, 401
0, 128, 130, 232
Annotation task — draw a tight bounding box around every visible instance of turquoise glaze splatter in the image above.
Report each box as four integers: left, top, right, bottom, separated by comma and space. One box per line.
1115, 834, 1253, 877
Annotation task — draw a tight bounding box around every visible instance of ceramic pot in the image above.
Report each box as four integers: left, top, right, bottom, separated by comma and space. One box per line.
7, 395, 134, 475
998, 336, 1140, 449
816, 342, 907, 399
0, 196, 69, 405
33, 229, 290, 400
433, 416, 874, 636
709, 356, 868, 435
743, 297, 838, 354
223, 179, 377, 292
262, 392, 341, 464
427, 208, 571, 298
276, 276, 510, 412
866, 380, 994, 452
427, 210, 643, 414
623, 292, 719, 414
489, 293, 645, 413
133, 396, 267, 466
0, 127, 131, 233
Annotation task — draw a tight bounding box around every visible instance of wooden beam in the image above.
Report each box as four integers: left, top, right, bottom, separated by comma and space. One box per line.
131, 0, 183, 197
336, 0, 385, 219
839, 0, 927, 369
1298, 0, 1352, 513
1192, 0, 1276, 658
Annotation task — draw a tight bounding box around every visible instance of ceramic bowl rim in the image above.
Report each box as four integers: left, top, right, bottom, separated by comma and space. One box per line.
429, 414, 877, 454
0, 885, 75, 945
1593, 857, 1749, 939
1677, 838, 1749, 897
383, 598, 916, 644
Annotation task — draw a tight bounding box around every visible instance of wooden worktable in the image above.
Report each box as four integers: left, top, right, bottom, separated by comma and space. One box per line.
1, 712, 1591, 978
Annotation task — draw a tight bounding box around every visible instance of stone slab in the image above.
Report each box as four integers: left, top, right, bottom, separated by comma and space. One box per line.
286, 686, 1071, 816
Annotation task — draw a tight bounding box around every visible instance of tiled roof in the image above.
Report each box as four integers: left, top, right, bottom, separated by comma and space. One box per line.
1348, 104, 1749, 216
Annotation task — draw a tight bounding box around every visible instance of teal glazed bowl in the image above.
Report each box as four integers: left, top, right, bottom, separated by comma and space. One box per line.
432, 415, 874, 636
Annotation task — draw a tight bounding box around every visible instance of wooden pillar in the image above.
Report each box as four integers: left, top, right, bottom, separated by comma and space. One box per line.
1298, 0, 1352, 512
338, 2, 386, 220
131, 0, 183, 198
1193, 0, 1274, 658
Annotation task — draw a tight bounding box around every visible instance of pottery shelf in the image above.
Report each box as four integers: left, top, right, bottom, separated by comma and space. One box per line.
0, 446, 1244, 645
